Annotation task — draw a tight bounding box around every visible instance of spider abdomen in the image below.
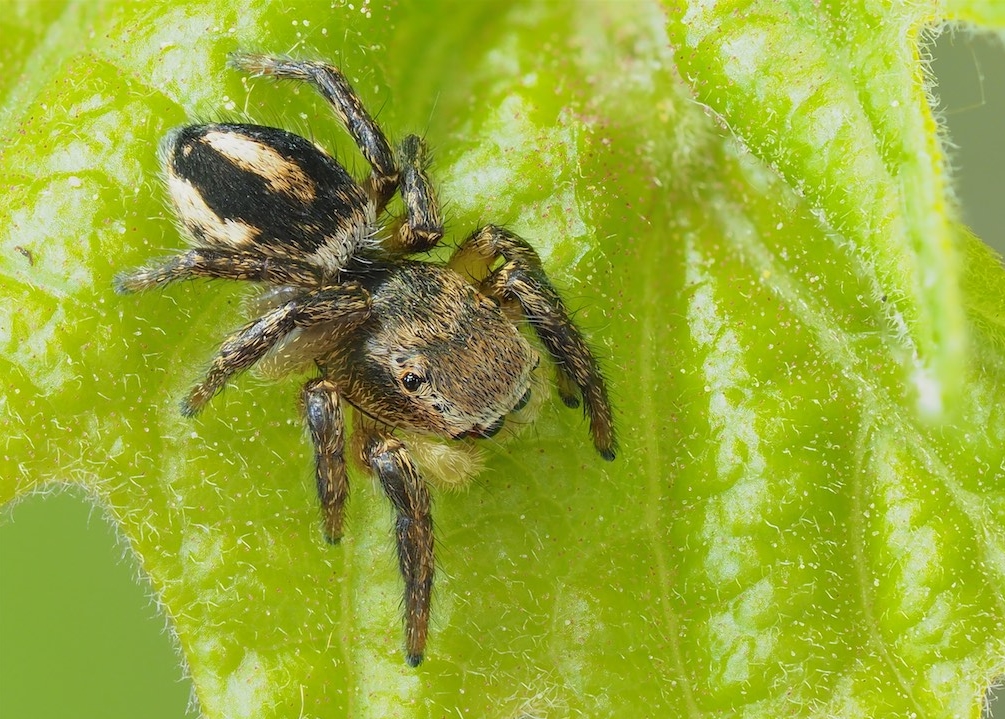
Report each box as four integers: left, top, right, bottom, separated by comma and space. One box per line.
163, 123, 378, 273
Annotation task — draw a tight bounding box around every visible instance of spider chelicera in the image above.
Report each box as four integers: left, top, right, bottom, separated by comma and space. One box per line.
116, 53, 616, 666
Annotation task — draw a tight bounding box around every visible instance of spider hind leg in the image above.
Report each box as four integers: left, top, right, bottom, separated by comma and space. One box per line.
229, 54, 446, 257
229, 53, 398, 204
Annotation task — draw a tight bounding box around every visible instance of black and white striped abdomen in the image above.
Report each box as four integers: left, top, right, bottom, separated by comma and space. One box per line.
162, 123, 378, 274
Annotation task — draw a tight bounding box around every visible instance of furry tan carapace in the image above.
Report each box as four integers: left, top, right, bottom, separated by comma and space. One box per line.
115, 52, 616, 667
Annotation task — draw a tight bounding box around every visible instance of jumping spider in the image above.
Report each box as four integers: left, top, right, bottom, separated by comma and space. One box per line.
116, 53, 616, 666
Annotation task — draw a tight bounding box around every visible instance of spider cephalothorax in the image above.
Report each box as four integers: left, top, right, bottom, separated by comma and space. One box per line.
116, 53, 615, 666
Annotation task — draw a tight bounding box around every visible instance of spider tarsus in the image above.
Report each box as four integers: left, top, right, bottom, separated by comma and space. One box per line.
396, 224, 443, 251
112, 275, 133, 295
559, 392, 581, 409
323, 532, 343, 545
555, 368, 581, 408
599, 446, 616, 462
113, 271, 149, 295
405, 652, 423, 668
227, 51, 272, 77
180, 394, 205, 418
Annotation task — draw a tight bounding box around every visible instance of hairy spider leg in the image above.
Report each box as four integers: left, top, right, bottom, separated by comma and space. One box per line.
114, 248, 326, 294
391, 134, 443, 252
452, 225, 617, 461
182, 284, 371, 416
362, 431, 434, 667
303, 378, 350, 544
229, 53, 399, 206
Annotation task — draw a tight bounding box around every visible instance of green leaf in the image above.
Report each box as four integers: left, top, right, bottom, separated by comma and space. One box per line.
3, 1, 1004, 717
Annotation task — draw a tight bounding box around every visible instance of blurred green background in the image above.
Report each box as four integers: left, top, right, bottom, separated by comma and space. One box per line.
1, 29, 1003, 719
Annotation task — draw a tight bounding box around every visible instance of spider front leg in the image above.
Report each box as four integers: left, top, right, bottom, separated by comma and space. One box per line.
359, 428, 433, 667
183, 284, 371, 416
303, 378, 349, 544
452, 225, 616, 461
230, 53, 398, 205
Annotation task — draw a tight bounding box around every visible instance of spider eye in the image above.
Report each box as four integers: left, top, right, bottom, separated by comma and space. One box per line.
401, 372, 425, 392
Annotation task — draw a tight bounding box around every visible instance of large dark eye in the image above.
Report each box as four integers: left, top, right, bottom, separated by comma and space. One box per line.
401, 372, 425, 392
